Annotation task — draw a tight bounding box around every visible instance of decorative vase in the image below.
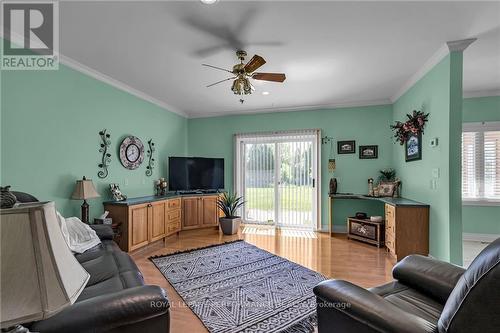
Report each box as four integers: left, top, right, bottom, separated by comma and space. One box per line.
329, 178, 337, 195
1, 186, 17, 209
368, 178, 374, 196
219, 217, 241, 235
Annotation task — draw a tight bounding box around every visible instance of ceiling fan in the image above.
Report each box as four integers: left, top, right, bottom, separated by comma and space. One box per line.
203, 50, 286, 95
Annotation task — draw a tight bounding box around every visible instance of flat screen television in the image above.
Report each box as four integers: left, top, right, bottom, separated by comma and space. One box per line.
169, 157, 224, 191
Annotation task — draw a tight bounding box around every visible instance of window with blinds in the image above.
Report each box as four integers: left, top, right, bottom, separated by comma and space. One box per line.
462, 122, 500, 203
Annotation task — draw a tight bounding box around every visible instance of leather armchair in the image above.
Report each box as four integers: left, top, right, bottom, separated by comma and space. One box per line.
314, 238, 500, 333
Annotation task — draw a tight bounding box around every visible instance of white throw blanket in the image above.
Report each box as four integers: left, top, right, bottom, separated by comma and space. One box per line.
57, 212, 101, 253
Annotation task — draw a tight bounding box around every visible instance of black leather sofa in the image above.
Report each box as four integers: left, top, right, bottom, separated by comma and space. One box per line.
15, 193, 170, 333
314, 237, 500, 333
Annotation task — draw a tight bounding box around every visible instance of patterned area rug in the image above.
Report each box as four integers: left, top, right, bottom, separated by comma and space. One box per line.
150, 240, 325, 333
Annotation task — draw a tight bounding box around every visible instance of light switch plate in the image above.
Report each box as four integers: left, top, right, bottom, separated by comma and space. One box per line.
432, 168, 440, 178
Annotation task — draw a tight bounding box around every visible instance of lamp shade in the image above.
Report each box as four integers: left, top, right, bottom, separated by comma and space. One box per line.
0, 202, 90, 328
71, 176, 100, 200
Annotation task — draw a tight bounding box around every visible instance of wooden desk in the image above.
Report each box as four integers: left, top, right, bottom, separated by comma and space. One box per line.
329, 194, 430, 261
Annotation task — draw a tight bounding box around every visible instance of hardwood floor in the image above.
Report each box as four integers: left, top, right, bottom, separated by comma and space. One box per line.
131, 226, 396, 332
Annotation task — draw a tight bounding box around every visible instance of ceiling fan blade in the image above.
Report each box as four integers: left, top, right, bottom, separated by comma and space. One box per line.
202, 64, 234, 74
244, 55, 266, 73
206, 77, 236, 88
252, 73, 286, 82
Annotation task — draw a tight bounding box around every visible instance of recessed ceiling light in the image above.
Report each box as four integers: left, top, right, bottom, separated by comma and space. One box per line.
200, 0, 218, 4
262, 91, 270, 95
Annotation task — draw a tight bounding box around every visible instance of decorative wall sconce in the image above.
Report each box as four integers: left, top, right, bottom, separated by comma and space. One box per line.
322, 136, 336, 173
98, 129, 111, 179
145, 139, 155, 177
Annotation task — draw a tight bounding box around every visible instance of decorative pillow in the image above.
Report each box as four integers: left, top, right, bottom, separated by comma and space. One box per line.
378, 182, 396, 197
56, 212, 101, 253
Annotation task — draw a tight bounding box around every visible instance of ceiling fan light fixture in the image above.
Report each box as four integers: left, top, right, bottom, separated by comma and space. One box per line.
231, 78, 243, 95
243, 78, 252, 94
200, 0, 218, 4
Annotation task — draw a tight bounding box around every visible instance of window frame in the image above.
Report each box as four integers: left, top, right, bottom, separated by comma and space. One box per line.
462, 121, 500, 206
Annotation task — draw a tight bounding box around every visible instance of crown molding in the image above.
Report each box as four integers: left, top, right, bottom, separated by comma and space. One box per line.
391, 38, 477, 103
463, 89, 500, 99
59, 55, 187, 117
188, 98, 392, 119
1, 30, 187, 117
447, 38, 477, 52
390, 43, 449, 103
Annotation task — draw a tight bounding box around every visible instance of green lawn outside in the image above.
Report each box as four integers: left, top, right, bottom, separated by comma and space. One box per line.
245, 186, 312, 211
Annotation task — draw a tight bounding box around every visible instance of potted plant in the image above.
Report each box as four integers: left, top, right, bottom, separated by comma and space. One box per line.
217, 192, 244, 235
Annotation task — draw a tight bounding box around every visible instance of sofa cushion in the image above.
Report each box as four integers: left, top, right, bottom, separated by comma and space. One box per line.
74, 240, 145, 302
370, 281, 443, 325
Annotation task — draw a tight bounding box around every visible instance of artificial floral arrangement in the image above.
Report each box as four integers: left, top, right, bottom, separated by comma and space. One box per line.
391, 110, 430, 145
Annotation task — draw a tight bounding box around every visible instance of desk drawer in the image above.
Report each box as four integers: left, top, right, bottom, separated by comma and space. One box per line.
385, 221, 395, 237
385, 234, 396, 254
385, 203, 395, 218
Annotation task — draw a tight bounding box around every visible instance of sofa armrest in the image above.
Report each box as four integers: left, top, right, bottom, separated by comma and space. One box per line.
30, 285, 169, 333
393, 255, 465, 303
90, 224, 114, 240
314, 280, 436, 333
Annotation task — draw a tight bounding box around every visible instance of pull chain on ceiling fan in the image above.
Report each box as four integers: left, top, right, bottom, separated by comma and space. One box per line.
203, 50, 286, 95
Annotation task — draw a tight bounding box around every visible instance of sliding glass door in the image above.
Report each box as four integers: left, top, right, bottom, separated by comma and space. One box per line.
235, 130, 319, 230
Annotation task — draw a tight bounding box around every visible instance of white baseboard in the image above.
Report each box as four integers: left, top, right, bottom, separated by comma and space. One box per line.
332, 225, 348, 234
463, 233, 500, 243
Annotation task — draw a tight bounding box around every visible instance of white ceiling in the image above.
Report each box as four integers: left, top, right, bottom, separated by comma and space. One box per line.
59, 1, 500, 118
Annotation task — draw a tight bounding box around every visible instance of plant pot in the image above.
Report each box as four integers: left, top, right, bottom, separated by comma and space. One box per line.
219, 217, 241, 235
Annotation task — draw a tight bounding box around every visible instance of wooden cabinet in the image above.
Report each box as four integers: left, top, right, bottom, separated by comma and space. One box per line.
181, 195, 219, 230
129, 204, 149, 251
150, 201, 166, 243
104, 197, 182, 252
201, 196, 219, 227
182, 197, 201, 229
384, 203, 429, 261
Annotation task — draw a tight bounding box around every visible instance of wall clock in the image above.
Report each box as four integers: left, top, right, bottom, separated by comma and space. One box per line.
119, 136, 145, 170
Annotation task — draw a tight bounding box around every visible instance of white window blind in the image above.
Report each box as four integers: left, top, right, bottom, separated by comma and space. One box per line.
234, 129, 321, 229
462, 122, 500, 204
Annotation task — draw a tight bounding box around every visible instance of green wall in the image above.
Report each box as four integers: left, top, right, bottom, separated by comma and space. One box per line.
2, 48, 497, 262
462, 96, 500, 235
392, 53, 464, 264
1, 65, 188, 220
188, 105, 393, 231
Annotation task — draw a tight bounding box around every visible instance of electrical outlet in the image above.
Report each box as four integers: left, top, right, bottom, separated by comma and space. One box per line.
124, 178, 129, 186
430, 179, 438, 190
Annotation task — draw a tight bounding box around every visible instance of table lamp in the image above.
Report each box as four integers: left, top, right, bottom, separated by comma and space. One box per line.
0, 202, 90, 332
71, 176, 100, 223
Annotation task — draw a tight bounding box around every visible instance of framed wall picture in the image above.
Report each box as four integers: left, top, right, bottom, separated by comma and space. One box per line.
405, 133, 422, 162
359, 145, 378, 159
337, 140, 356, 154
